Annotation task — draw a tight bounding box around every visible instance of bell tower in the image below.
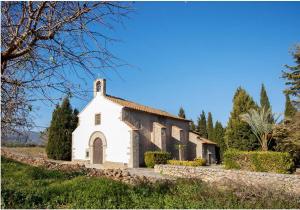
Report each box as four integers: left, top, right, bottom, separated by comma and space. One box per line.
93, 78, 106, 97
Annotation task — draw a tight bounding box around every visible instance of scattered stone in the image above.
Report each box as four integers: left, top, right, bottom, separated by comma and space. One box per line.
1, 149, 160, 185
154, 164, 300, 196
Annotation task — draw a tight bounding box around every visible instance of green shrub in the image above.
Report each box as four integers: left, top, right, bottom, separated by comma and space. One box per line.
2, 157, 300, 209
167, 158, 206, 167
223, 149, 295, 174
25, 166, 84, 180
194, 157, 207, 165
144, 151, 172, 168
26, 167, 64, 180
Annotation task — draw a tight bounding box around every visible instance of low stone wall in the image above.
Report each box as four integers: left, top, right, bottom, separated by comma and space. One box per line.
154, 164, 300, 196
1, 149, 161, 185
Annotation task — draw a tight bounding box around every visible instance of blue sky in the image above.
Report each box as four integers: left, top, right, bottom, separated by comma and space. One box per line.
33, 2, 300, 130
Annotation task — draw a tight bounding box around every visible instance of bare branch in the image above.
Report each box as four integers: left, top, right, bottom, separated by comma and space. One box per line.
1, 1, 132, 135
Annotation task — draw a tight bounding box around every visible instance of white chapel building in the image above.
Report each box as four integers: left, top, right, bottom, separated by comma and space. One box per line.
72, 79, 217, 168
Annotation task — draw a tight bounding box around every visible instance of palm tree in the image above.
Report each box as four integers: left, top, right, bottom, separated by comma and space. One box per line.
240, 107, 279, 151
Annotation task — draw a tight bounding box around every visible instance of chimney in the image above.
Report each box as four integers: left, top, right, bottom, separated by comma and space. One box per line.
93, 78, 106, 97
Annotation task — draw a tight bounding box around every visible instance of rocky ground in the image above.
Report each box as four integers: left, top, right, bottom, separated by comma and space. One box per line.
1, 148, 172, 185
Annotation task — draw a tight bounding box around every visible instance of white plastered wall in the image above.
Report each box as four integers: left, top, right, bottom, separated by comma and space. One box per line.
72, 93, 132, 164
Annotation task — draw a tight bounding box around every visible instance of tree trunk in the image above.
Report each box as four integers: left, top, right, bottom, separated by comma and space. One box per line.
261, 136, 268, 151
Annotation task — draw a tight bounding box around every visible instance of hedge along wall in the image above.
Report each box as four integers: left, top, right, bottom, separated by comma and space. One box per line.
144, 151, 172, 168
167, 158, 206, 167
223, 150, 295, 174
154, 164, 300, 196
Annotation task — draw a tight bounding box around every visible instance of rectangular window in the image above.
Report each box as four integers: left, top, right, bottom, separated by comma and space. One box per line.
95, 113, 101, 125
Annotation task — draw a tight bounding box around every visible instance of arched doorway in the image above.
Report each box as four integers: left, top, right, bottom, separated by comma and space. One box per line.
93, 138, 103, 164
89, 131, 107, 164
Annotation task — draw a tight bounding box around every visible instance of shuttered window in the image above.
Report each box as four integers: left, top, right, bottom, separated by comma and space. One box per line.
95, 113, 101, 125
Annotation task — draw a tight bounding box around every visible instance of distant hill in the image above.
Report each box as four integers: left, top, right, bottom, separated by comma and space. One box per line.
2, 131, 44, 146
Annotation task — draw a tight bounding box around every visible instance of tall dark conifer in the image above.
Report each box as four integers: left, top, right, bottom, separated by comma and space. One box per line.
46, 104, 60, 159
189, 120, 196, 132
214, 121, 226, 161
225, 87, 259, 151
260, 84, 271, 110
46, 97, 78, 160
71, 108, 79, 128
260, 84, 273, 122
207, 112, 214, 140
178, 107, 186, 119
197, 111, 207, 138
284, 94, 297, 119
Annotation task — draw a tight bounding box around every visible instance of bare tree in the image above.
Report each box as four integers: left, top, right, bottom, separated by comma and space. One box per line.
1, 2, 132, 135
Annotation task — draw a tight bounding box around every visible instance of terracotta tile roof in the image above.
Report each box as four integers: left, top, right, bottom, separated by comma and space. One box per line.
105, 94, 190, 122
199, 137, 217, 145
189, 131, 217, 145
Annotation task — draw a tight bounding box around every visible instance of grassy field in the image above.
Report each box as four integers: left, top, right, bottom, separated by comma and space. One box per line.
1, 146, 46, 158
1, 157, 299, 209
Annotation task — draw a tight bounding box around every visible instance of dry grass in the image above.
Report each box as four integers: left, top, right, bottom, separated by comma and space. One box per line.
1, 146, 46, 158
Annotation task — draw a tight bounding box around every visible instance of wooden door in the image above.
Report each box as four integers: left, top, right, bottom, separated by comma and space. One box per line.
93, 138, 103, 164
208, 153, 212, 165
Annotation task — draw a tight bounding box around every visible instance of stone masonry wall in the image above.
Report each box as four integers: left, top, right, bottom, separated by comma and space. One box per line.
1, 148, 161, 185
154, 164, 300, 196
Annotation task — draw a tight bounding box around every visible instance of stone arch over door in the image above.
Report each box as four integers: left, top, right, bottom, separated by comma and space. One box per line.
89, 131, 107, 164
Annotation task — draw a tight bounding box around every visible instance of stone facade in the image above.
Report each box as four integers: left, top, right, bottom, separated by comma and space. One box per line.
122, 108, 218, 166
154, 164, 300, 196
203, 144, 216, 164
128, 129, 140, 168
188, 132, 217, 164
152, 122, 167, 151
122, 108, 190, 165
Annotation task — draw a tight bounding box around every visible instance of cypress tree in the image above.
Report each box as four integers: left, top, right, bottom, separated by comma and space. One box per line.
197, 111, 208, 138
225, 87, 259, 151
46, 97, 78, 160
260, 83, 273, 122
207, 112, 214, 140
46, 104, 60, 159
260, 84, 271, 110
284, 94, 297, 119
214, 121, 226, 161
178, 107, 186, 119
189, 120, 196, 131
71, 108, 79, 128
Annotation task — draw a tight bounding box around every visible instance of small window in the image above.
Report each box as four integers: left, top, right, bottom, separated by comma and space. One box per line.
86, 149, 89, 158
95, 113, 101, 125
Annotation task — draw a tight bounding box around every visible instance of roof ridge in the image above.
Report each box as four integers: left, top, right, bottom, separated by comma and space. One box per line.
105, 94, 189, 122
106, 94, 170, 113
